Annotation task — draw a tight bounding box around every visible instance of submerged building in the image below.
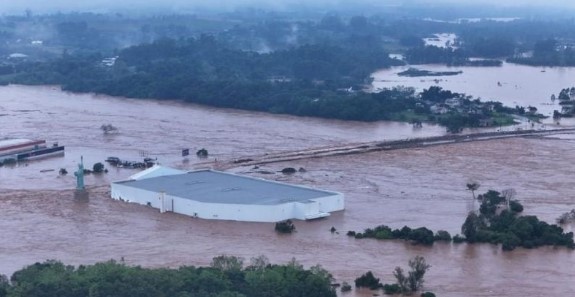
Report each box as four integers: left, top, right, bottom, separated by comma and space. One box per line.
0, 138, 64, 163
111, 166, 344, 222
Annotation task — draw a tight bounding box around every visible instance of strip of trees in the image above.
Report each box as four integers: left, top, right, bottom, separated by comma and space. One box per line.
348, 190, 574, 251
0, 256, 335, 297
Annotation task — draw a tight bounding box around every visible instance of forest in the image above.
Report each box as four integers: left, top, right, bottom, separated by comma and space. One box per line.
0, 35, 525, 131
0, 256, 335, 297
1, 7, 574, 128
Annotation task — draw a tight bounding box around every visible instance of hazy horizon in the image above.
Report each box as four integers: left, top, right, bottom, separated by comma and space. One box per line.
1, 0, 574, 15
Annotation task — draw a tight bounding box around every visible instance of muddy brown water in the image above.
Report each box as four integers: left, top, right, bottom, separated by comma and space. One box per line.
1, 85, 574, 296
372, 61, 575, 121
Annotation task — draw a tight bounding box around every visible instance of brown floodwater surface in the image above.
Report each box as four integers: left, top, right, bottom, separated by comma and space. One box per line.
1, 85, 574, 296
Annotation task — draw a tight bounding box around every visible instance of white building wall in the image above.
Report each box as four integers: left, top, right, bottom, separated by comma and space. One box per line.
174, 199, 296, 222
111, 183, 345, 223
313, 193, 345, 213
111, 183, 163, 208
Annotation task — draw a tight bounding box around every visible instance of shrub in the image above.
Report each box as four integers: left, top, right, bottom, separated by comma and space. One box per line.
397, 226, 412, 239
281, 167, 297, 174
375, 229, 393, 239
340, 282, 352, 292
354, 271, 381, 289
434, 230, 452, 241
557, 209, 575, 224
382, 283, 401, 294
275, 220, 295, 233
421, 292, 436, 297
452, 234, 465, 243
408, 227, 435, 245
92, 162, 105, 173
407, 256, 431, 292
196, 148, 208, 158
509, 200, 524, 213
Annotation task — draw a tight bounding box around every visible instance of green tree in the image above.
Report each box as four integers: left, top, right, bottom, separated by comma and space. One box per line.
0, 275, 9, 297
434, 230, 452, 241
93, 162, 105, 173
466, 182, 480, 200
393, 267, 409, 293
393, 256, 431, 294
275, 220, 296, 233
407, 256, 431, 292
354, 271, 380, 289
211, 255, 244, 272
462, 212, 482, 242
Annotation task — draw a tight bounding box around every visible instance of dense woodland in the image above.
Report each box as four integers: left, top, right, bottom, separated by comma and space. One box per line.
461, 190, 574, 251
0, 35, 525, 131
2, 9, 575, 127
0, 256, 336, 297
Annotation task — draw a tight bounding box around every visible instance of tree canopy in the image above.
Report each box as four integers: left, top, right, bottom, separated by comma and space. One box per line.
3, 257, 336, 297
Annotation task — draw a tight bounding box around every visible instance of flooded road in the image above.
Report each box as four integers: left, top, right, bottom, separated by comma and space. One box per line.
1, 85, 574, 296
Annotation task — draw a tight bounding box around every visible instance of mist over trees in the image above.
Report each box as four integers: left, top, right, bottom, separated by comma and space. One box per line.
0, 4, 572, 128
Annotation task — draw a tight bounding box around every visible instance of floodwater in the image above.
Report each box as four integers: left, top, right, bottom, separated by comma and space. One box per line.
0, 85, 447, 190
1, 85, 575, 296
423, 33, 457, 48
372, 62, 575, 120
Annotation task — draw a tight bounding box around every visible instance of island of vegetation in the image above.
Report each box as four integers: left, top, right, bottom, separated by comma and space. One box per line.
550, 87, 575, 118
348, 190, 574, 251
397, 68, 463, 77
461, 190, 574, 251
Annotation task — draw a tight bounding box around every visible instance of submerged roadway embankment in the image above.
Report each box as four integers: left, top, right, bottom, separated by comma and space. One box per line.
215, 128, 575, 169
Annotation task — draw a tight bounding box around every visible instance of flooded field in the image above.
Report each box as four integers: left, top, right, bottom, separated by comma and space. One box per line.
1, 85, 574, 296
372, 62, 575, 120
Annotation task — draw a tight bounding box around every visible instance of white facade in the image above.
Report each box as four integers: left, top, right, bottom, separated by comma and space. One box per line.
110, 168, 344, 222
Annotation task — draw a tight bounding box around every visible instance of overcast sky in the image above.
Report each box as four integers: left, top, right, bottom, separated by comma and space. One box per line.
0, 0, 573, 14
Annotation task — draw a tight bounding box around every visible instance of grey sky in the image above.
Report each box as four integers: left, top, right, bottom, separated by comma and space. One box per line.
0, 0, 573, 14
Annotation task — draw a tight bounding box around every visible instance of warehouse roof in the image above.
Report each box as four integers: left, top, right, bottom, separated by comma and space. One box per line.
114, 169, 339, 205
129, 165, 186, 180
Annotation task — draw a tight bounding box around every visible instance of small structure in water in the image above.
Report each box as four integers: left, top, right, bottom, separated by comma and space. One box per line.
74, 156, 89, 200
0, 138, 64, 164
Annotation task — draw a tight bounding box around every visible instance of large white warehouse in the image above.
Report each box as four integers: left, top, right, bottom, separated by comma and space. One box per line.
111, 166, 344, 222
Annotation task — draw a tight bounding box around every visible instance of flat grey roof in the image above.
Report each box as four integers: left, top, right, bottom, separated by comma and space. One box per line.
115, 170, 339, 205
